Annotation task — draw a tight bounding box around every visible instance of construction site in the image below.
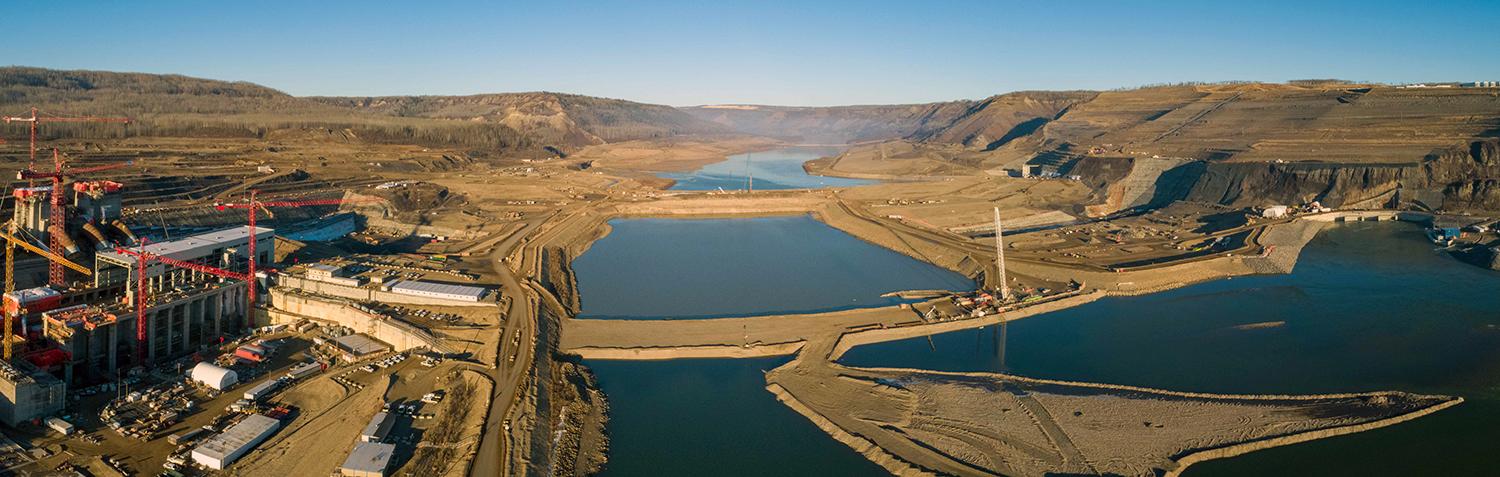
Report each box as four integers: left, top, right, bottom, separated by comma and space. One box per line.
0, 62, 1492, 477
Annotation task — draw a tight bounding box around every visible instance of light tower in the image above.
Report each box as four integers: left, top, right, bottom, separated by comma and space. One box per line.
993, 206, 1011, 301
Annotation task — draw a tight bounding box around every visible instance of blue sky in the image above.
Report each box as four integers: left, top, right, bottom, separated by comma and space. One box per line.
7, 0, 1499, 106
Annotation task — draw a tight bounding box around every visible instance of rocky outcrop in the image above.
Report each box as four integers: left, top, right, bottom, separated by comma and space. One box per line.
1071, 139, 1500, 212
1182, 161, 1408, 208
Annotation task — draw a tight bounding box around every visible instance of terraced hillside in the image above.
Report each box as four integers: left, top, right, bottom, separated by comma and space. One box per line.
818, 82, 1500, 215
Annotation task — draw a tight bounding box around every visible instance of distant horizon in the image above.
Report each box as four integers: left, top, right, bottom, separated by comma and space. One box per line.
6, 64, 1488, 109
9, 0, 1500, 106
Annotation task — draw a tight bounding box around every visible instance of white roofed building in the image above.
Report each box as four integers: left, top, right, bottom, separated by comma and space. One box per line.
191, 414, 280, 470
383, 280, 488, 302
191, 362, 239, 391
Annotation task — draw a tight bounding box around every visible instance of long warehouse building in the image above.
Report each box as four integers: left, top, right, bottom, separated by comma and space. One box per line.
192, 414, 281, 470
382, 279, 487, 302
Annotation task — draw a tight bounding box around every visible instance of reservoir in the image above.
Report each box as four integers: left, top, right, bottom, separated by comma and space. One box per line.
840, 222, 1500, 475
661, 147, 874, 190
572, 215, 974, 319
575, 215, 970, 475
580, 220, 1500, 476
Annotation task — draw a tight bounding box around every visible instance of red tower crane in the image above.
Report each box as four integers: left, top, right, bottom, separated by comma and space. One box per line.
115, 239, 250, 364
17, 150, 132, 286
214, 190, 363, 311
2, 107, 129, 173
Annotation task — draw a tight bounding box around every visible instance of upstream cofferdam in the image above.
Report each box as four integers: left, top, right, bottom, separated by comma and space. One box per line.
552, 203, 1475, 476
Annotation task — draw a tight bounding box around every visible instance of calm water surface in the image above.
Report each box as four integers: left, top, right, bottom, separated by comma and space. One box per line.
587, 357, 888, 477
661, 147, 874, 190
841, 222, 1500, 475
579, 215, 971, 475
573, 216, 974, 319
584, 220, 1500, 476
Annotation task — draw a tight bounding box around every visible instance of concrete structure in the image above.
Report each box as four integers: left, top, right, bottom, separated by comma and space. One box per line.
72, 181, 123, 224
269, 289, 447, 353
94, 226, 274, 288
190, 362, 238, 391
1261, 205, 1289, 219
306, 264, 365, 287
359, 411, 395, 443
383, 280, 487, 302
191, 414, 280, 470
44, 280, 248, 384
276, 274, 495, 307
0, 359, 65, 427
339, 441, 396, 477
11, 187, 52, 244
306, 264, 343, 281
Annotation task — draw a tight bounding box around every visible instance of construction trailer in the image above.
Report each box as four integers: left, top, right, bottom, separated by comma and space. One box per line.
44, 416, 73, 435
242, 379, 281, 402
359, 411, 395, 443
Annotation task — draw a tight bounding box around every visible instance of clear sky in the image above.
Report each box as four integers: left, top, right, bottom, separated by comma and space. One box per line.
7, 0, 1500, 106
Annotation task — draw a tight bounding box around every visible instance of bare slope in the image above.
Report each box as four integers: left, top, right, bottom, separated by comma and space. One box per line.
681, 102, 975, 144
311, 92, 729, 147
0, 67, 724, 155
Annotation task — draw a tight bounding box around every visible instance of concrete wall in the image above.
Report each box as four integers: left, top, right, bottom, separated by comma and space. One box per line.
277, 276, 495, 308
0, 362, 65, 427
269, 288, 448, 353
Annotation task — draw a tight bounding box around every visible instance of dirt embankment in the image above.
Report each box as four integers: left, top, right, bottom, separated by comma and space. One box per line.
517, 226, 612, 477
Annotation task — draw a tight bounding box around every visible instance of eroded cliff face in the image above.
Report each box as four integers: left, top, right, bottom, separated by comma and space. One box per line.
1074, 139, 1500, 212
1182, 162, 1409, 208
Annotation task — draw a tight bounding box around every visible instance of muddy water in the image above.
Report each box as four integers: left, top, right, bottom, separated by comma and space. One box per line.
661, 147, 873, 190
573, 216, 974, 319
840, 222, 1500, 475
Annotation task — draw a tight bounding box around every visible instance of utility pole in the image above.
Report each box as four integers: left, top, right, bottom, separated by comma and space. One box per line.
993, 207, 1011, 301
746, 153, 753, 193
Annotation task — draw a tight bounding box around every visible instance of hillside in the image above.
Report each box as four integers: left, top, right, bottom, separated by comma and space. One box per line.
680, 102, 976, 144
0, 67, 725, 155
310, 92, 728, 148
803, 82, 1500, 214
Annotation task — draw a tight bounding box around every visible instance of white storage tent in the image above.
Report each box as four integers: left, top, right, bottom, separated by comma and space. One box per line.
191, 362, 239, 391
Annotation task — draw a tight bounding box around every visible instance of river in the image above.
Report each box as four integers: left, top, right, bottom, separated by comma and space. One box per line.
582, 220, 1500, 475
840, 222, 1500, 475
660, 147, 873, 190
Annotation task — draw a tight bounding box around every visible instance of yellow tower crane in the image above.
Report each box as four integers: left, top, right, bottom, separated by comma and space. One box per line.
0, 225, 91, 361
